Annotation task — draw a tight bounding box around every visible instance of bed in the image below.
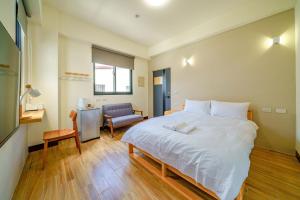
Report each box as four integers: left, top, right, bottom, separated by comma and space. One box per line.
121, 108, 257, 200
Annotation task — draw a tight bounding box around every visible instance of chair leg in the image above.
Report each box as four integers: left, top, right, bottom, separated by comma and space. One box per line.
110, 125, 114, 138
74, 135, 81, 154
43, 140, 48, 169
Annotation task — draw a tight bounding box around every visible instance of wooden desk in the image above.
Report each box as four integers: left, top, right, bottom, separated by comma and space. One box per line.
20, 109, 45, 124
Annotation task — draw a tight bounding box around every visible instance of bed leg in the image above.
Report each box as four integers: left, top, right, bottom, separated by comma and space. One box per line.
128, 144, 134, 154
236, 182, 245, 200
162, 163, 167, 177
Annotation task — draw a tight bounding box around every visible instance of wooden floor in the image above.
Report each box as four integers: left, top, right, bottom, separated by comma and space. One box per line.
13, 129, 300, 200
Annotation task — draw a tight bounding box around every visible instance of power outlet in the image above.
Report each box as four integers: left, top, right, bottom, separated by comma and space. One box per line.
275, 108, 287, 114
262, 107, 272, 113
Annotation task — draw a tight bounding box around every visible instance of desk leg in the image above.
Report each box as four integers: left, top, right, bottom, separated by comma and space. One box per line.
43, 140, 48, 169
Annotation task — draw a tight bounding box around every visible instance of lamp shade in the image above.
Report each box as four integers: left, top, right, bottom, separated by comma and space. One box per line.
20, 84, 41, 104
29, 89, 41, 97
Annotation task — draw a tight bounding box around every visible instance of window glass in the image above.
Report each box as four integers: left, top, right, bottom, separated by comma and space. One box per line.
94, 64, 114, 93
116, 67, 131, 92
94, 63, 132, 95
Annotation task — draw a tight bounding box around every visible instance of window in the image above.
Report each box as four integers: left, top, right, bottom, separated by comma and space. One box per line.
92, 46, 134, 95
94, 63, 132, 95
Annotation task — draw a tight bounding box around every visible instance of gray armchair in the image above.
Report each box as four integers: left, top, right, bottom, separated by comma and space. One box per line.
103, 103, 143, 137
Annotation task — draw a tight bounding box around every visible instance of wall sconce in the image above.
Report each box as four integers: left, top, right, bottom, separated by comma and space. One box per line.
264, 32, 289, 49
272, 36, 281, 45
264, 36, 283, 48
182, 57, 194, 67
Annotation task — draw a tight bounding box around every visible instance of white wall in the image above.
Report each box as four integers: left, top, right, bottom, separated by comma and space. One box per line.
27, 3, 149, 145
27, 23, 59, 146
59, 36, 149, 129
296, 0, 300, 154
0, 0, 28, 199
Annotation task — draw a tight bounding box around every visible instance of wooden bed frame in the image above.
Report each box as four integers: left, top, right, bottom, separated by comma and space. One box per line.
127, 110, 253, 200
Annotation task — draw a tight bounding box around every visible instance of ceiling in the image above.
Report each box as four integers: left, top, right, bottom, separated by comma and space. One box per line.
45, 0, 295, 47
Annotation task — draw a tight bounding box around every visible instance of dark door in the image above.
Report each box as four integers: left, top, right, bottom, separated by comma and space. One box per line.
153, 68, 171, 117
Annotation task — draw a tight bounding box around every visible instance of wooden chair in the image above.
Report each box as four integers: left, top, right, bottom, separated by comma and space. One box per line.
43, 110, 81, 169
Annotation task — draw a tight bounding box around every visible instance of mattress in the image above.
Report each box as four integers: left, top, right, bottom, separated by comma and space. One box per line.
121, 111, 258, 200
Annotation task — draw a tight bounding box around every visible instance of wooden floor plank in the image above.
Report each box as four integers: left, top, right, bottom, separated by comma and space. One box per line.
13, 130, 300, 200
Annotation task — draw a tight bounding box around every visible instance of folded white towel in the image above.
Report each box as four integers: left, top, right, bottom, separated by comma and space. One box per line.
163, 122, 195, 134
176, 125, 196, 134
163, 122, 187, 131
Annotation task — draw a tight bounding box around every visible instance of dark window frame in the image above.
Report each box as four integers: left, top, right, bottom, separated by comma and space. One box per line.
93, 63, 133, 95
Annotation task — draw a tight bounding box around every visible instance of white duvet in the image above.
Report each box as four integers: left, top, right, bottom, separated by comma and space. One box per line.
121, 111, 258, 200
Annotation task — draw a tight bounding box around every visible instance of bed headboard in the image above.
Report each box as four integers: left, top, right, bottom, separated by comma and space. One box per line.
247, 111, 253, 121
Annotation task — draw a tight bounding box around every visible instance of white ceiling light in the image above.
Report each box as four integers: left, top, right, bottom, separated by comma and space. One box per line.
144, 0, 169, 7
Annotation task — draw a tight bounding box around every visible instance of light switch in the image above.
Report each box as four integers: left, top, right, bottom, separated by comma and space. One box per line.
275, 108, 287, 114
262, 107, 272, 113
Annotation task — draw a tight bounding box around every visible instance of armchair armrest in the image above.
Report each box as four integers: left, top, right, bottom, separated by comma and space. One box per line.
104, 114, 113, 126
133, 109, 143, 116
104, 114, 113, 119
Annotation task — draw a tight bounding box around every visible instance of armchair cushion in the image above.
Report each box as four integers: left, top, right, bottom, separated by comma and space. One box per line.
112, 114, 143, 128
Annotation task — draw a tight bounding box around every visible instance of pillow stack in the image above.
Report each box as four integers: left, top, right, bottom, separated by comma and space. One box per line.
184, 99, 250, 121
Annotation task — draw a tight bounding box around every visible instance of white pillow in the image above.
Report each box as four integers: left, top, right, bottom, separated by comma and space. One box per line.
211, 100, 250, 120
184, 99, 210, 115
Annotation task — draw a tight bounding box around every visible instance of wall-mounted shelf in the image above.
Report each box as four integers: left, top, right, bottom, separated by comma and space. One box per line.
20, 109, 45, 124
59, 76, 91, 81
59, 72, 91, 81
65, 72, 89, 77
